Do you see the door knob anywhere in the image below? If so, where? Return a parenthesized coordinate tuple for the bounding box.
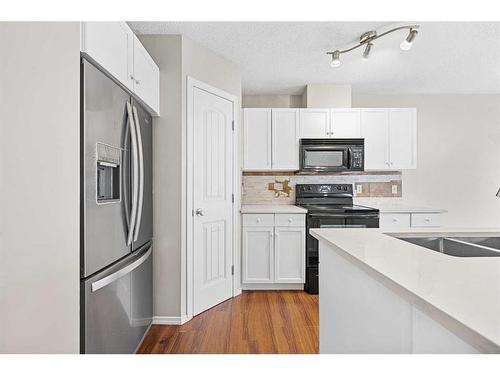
(195, 208, 204, 216)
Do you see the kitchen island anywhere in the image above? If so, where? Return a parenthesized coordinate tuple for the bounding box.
(310, 228, 500, 354)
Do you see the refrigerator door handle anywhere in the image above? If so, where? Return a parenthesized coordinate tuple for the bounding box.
(91, 247, 152, 292)
(132, 105, 144, 242)
(126, 101, 139, 246)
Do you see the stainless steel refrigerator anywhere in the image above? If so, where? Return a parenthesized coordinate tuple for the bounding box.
(80, 58, 153, 354)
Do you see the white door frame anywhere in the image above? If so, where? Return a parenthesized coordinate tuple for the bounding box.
(185, 77, 241, 322)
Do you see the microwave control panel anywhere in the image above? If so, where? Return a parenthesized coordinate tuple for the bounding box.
(350, 147, 364, 169)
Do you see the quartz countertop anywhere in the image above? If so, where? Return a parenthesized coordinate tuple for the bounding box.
(310, 227, 500, 352)
(241, 205, 307, 214)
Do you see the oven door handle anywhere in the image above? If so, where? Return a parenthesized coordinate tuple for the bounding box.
(308, 213, 379, 219)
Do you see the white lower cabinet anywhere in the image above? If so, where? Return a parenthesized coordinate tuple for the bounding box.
(242, 226, 274, 283)
(242, 213, 306, 288)
(275, 227, 305, 283)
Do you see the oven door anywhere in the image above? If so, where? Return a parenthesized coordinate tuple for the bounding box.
(306, 213, 379, 261)
(300, 145, 349, 172)
(306, 214, 345, 266)
(346, 214, 379, 228)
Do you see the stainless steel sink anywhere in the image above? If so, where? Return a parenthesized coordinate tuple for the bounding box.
(448, 236, 500, 251)
(395, 236, 500, 257)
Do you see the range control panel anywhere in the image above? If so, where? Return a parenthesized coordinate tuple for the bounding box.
(296, 184, 353, 196)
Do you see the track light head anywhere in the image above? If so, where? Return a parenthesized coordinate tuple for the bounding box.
(400, 29, 418, 51)
(362, 43, 373, 59)
(330, 50, 341, 67)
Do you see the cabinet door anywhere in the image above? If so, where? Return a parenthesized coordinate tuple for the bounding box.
(274, 227, 305, 283)
(81, 22, 134, 90)
(361, 108, 389, 170)
(243, 109, 272, 170)
(242, 226, 274, 283)
(299, 109, 330, 138)
(389, 108, 416, 169)
(132, 35, 160, 115)
(272, 109, 299, 170)
(331, 108, 361, 138)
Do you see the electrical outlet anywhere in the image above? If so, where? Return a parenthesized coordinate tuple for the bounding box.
(356, 184, 363, 194)
(392, 185, 398, 194)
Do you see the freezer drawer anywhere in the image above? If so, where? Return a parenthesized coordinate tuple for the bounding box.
(81, 243, 153, 354)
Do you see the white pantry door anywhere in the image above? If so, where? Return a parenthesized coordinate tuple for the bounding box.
(193, 87, 234, 315)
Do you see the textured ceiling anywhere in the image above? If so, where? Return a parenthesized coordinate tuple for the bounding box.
(129, 22, 500, 95)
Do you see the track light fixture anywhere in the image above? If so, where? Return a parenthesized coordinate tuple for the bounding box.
(327, 24, 420, 67)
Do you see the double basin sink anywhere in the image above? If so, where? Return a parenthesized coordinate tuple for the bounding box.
(394, 235, 500, 257)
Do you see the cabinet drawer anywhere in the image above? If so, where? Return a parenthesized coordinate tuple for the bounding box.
(411, 213, 441, 227)
(274, 214, 305, 227)
(242, 214, 274, 227)
(380, 213, 411, 228)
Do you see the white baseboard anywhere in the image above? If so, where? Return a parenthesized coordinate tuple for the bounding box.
(241, 283, 304, 290)
(152, 314, 189, 325)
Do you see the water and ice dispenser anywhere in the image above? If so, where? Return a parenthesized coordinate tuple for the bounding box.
(96, 143, 121, 203)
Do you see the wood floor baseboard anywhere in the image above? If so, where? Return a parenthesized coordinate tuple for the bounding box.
(152, 315, 189, 325)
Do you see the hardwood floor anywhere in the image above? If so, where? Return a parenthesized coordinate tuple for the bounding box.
(138, 291, 319, 354)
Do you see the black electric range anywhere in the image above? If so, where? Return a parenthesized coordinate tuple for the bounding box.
(295, 184, 380, 294)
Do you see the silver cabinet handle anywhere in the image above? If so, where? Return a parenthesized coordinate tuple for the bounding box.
(126, 102, 139, 246)
(91, 247, 151, 292)
(132, 105, 144, 242)
(195, 208, 204, 216)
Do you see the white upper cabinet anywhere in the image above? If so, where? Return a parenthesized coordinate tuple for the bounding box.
(299, 108, 361, 139)
(361, 108, 417, 170)
(243, 108, 272, 170)
(271, 109, 299, 170)
(299, 108, 330, 138)
(388, 108, 417, 169)
(81, 22, 134, 90)
(81, 22, 160, 115)
(132, 35, 160, 114)
(361, 108, 390, 170)
(331, 108, 361, 138)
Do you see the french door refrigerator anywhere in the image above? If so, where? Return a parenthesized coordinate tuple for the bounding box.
(80, 58, 153, 354)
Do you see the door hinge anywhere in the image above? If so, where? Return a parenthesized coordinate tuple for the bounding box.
(231, 193, 234, 203)
(191, 209, 194, 217)
(232, 120, 234, 131)
(231, 265, 235, 275)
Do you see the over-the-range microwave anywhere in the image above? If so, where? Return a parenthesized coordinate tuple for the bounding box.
(299, 138, 364, 173)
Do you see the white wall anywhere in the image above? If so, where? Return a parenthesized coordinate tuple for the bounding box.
(353, 94, 500, 227)
(0, 22, 80, 353)
(305, 84, 352, 108)
(140, 35, 241, 319)
(242, 94, 302, 108)
(138, 35, 184, 319)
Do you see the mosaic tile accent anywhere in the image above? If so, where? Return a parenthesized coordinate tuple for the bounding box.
(241, 172, 402, 205)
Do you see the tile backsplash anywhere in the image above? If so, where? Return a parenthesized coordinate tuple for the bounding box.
(242, 172, 402, 205)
